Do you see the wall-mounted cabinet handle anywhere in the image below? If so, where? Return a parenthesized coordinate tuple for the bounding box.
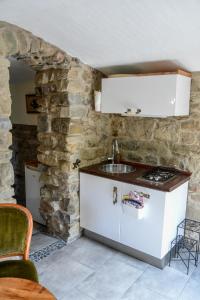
(124, 108, 141, 115)
(113, 186, 118, 205)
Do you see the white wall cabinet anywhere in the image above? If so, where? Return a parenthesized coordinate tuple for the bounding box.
(80, 172, 188, 260)
(101, 72, 191, 117)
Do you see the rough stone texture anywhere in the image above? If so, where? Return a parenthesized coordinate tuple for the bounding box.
(0, 21, 94, 240)
(11, 124, 39, 206)
(36, 63, 112, 241)
(0, 21, 72, 238)
(111, 72, 200, 222)
(4, 20, 200, 242)
(0, 21, 112, 240)
(0, 58, 14, 203)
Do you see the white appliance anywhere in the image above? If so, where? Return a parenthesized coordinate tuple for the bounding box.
(25, 163, 45, 225)
(101, 71, 191, 117)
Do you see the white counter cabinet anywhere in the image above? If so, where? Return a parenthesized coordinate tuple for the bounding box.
(80, 172, 189, 266)
(80, 174, 121, 242)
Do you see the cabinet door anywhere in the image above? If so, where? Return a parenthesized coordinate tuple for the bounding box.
(80, 173, 121, 242)
(120, 182, 165, 258)
(101, 75, 187, 117)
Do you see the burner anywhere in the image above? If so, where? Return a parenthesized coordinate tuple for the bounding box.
(140, 168, 177, 184)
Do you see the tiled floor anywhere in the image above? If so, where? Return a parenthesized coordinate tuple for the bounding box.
(31, 232, 59, 253)
(33, 237, 200, 300)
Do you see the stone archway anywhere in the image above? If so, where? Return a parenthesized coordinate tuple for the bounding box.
(0, 21, 111, 241)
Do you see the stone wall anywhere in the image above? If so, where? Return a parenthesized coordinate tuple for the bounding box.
(0, 21, 70, 209)
(0, 58, 14, 203)
(36, 64, 112, 241)
(11, 124, 38, 206)
(111, 72, 200, 221)
(0, 21, 113, 240)
(3, 20, 200, 241)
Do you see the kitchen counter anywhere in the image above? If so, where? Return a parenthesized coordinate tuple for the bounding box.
(80, 161, 191, 192)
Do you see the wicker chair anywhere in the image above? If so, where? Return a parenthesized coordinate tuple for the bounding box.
(0, 204, 38, 282)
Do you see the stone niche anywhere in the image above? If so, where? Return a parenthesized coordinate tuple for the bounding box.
(0, 21, 113, 241)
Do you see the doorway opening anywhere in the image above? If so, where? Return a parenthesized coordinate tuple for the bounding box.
(10, 58, 37, 204)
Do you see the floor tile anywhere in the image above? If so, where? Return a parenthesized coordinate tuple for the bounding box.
(190, 262, 200, 282)
(121, 281, 171, 300)
(114, 251, 148, 271)
(169, 258, 196, 276)
(31, 233, 59, 252)
(169, 247, 198, 276)
(69, 237, 115, 269)
(61, 288, 94, 300)
(136, 265, 189, 299)
(179, 278, 200, 300)
(30, 236, 200, 300)
(38, 255, 94, 299)
(77, 257, 143, 300)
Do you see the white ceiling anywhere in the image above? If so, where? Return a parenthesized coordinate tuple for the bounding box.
(1, 0, 200, 74)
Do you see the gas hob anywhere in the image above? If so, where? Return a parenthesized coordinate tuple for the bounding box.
(138, 167, 177, 184)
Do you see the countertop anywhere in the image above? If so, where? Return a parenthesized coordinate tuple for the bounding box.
(80, 161, 191, 192)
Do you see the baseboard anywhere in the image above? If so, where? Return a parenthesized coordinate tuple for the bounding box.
(84, 229, 170, 269)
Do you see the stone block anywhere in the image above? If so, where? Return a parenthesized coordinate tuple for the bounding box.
(53, 51, 67, 64)
(59, 161, 71, 172)
(82, 69, 93, 81)
(68, 222, 80, 242)
(59, 105, 88, 119)
(0, 69, 9, 85)
(37, 153, 58, 167)
(38, 114, 51, 132)
(180, 132, 195, 145)
(0, 45, 7, 57)
(0, 57, 10, 68)
(0, 162, 14, 188)
(181, 120, 195, 130)
(52, 118, 70, 133)
(0, 187, 14, 199)
(0, 117, 12, 130)
(0, 150, 12, 163)
(39, 171, 60, 186)
(80, 148, 99, 160)
(40, 198, 54, 214)
(119, 140, 139, 151)
(54, 69, 68, 81)
(2, 30, 18, 55)
(30, 36, 41, 54)
(67, 79, 85, 94)
(37, 132, 58, 148)
(68, 120, 82, 135)
(0, 131, 12, 149)
(68, 68, 79, 80)
(0, 101, 11, 116)
(59, 106, 70, 118)
(15, 30, 29, 54)
(191, 72, 200, 92)
(154, 122, 180, 143)
(67, 93, 89, 105)
(0, 197, 16, 204)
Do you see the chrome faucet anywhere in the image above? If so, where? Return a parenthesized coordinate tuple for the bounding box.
(108, 139, 120, 164)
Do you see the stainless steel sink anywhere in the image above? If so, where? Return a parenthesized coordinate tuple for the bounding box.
(100, 163, 135, 174)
